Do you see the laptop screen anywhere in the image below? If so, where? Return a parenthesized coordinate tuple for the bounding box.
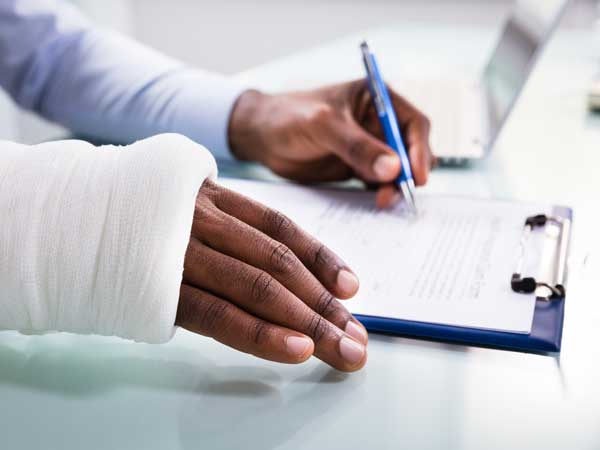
(483, 0, 569, 143)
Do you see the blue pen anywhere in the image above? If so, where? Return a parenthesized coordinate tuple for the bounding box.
(360, 41, 417, 212)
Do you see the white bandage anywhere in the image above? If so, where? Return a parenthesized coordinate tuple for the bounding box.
(0, 133, 216, 343)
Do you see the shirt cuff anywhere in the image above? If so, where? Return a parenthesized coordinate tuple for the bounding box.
(164, 68, 249, 161)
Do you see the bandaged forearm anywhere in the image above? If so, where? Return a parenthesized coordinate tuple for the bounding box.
(0, 134, 216, 343)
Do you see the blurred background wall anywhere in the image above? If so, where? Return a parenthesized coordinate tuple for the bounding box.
(1, 0, 597, 143)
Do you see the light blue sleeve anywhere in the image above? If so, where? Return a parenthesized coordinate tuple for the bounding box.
(0, 0, 247, 160)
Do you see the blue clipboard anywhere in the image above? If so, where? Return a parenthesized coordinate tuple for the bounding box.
(355, 206, 572, 354)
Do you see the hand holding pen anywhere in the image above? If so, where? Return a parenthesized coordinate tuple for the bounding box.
(229, 51, 433, 209)
(361, 41, 422, 212)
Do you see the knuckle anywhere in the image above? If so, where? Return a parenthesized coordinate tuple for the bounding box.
(200, 179, 234, 211)
(309, 103, 335, 124)
(306, 241, 335, 271)
(262, 208, 296, 241)
(184, 242, 207, 270)
(250, 271, 280, 305)
(268, 243, 296, 275)
(248, 320, 271, 346)
(347, 138, 367, 161)
(313, 290, 337, 318)
(194, 201, 222, 228)
(418, 113, 431, 131)
(199, 297, 234, 337)
(199, 178, 219, 201)
(306, 315, 328, 344)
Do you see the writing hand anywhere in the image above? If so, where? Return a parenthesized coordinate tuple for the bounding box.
(228, 80, 434, 208)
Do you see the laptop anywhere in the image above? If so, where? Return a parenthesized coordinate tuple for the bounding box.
(397, 0, 570, 165)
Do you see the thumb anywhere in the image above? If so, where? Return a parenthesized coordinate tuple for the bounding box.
(333, 122, 401, 183)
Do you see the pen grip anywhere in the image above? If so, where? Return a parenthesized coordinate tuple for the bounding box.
(378, 109, 413, 184)
(367, 53, 414, 184)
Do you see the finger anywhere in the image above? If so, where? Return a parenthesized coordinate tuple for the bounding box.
(183, 239, 367, 371)
(404, 115, 432, 186)
(177, 284, 314, 363)
(388, 91, 432, 186)
(192, 203, 368, 344)
(202, 180, 360, 299)
(332, 122, 401, 184)
(375, 184, 401, 209)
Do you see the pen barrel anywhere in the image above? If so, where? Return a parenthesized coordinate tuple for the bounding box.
(360, 42, 414, 187)
(365, 49, 415, 185)
(378, 109, 414, 183)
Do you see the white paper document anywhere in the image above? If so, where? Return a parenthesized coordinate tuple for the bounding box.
(220, 179, 550, 334)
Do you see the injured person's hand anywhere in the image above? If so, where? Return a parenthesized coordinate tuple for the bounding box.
(177, 179, 368, 372)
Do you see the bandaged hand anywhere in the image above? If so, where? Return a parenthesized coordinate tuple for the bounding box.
(177, 180, 368, 372)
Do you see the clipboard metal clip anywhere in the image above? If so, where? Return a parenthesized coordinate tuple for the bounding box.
(511, 214, 570, 301)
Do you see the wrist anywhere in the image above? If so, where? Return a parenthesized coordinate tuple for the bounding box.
(227, 89, 268, 162)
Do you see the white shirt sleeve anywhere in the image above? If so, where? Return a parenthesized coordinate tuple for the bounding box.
(0, 0, 247, 160)
(0, 133, 216, 343)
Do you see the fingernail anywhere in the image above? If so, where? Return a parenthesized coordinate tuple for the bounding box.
(339, 336, 365, 365)
(337, 269, 359, 296)
(373, 154, 399, 181)
(345, 321, 368, 344)
(286, 336, 313, 358)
